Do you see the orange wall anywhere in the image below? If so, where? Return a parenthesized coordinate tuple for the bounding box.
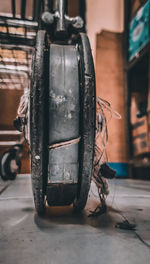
(96, 31, 127, 163)
(0, 0, 34, 17)
(86, 1, 127, 163)
(86, 0, 124, 59)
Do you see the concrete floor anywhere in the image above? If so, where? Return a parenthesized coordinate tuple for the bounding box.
(0, 175, 150, 264)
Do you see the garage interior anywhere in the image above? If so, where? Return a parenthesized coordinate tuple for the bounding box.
(0, 1, 150, 264)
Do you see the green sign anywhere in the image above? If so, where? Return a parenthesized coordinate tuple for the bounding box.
(129, 0, 150, 61)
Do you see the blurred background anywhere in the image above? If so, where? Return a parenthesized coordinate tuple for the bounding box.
(0, 2, 150, 263)
(0, 0, 150, 179)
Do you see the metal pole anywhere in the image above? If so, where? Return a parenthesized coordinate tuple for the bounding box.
(11, 0, 16, 18)
(44, 0, 50, 12)
(21, 0, 26, 19)
(55, 0, 66, 35)
(33, 0, 41, 21)
(79, 0, 86, 32)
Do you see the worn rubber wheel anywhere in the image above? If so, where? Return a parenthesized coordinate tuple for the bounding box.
(30, 30, 48, 216)
(0, 151, 17, 181)
(46, 44, 80, 206)
(74, 33, 96, 211)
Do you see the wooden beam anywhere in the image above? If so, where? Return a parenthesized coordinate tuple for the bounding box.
(0, 141, 18, 146)
(0, 84, 25, 90)
(0, 64, 29, 72)
(0, 78, 26, 84)
(0, 17, 38, 29)
(0, 57, 31, 64)
(0, 44, 33, 52)
(0, 32, 35, 47)
(0, 131, 21, 135)
(0, 68, 28, 76)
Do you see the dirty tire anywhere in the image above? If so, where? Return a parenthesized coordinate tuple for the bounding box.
(46, 44, 79, 206)
(30, 30, 48, 216)
(74, 33, 96, 211)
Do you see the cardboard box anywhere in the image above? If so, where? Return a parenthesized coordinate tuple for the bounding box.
(131, 116, 149, 156)
(131, 95, 150, 156)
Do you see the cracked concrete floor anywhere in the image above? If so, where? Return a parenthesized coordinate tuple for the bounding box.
(0, 175, 150, 264)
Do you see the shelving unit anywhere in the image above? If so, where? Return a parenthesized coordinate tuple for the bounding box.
(0, 0, 86, 174)
(124, 0, 150, 178)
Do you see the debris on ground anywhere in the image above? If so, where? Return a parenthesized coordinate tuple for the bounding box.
(115, 220, 136, 231)
(88, 202, 107, 217)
